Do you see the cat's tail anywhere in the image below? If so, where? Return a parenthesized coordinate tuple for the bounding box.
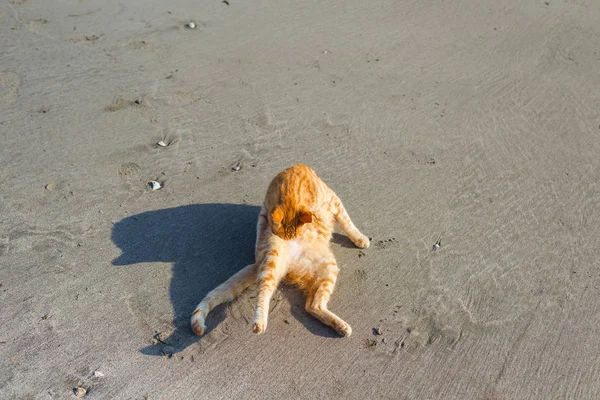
(191, 263, 257, 336)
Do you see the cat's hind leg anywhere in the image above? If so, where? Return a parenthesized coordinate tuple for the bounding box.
(305, 259, 352, 337)
(191, 263, 256, 336)
(329, 194, 369, 249)
(253, 245, 287, 334)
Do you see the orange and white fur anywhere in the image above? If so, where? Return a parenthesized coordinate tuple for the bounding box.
(191, 164, 369, 337)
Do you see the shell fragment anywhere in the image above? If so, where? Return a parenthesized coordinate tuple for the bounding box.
(73, 386, 87, 398)
(148, 181, 162, 190)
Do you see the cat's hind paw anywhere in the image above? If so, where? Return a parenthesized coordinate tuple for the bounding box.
(252, 320, 267, 334)
(335, 322, 352, 337)
(191, 318, 206, 336)
(191, 310, 206, 336)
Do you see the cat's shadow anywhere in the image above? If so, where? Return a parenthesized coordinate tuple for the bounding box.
(331, 232, 359, 249)
(111, 203, 342, 356)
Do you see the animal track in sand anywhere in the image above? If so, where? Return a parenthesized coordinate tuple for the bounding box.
(353, 269, 367, 284)
(118, 163, 142, 179)
(364, 288, 471, 355)
(29, 18, 48, 26)
(68, 34, 102, 43)
(6, 225, 84, 257)
(128, 40, 151, 50)
(242, 111, 287, 153)
(104, 97, 145, 112)
(312, 118, 353, 140)
(373, 237, 398, 249)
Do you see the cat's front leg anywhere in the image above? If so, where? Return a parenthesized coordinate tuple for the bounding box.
(253, 240, 287, 334)
(330, 194, 370, 249)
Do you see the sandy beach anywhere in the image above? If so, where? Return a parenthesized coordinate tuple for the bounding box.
(1, 0, 600, 398)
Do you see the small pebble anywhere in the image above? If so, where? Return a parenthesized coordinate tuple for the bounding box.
(157, 140, 167, 147)
(73, 386, 87, 398)
(93, 370, 105, 378)
(148, 181, 162, 190)
(373, 327, 383, 335)
(186, 22, 196, 29)
(151, 331, 165, 344)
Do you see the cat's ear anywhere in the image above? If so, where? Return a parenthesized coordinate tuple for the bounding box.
(298, 210, 312, 224)
(271, 207, 283, 224)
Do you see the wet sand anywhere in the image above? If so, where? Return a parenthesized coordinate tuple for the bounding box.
(1, 0, 600, 398)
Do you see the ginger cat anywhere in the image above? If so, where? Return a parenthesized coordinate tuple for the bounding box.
(191, 164, 369, 337)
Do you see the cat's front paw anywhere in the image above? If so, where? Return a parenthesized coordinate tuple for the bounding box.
(352, 233, 370, 249)
(253, 320, 267, 334)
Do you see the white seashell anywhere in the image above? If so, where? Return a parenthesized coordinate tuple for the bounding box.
(157, 140, 167, 147)
(231, 160, 242, 171)
(148, 181, 162, 190)
(186, 22, 196, 29)
(93, 370, 105, 378)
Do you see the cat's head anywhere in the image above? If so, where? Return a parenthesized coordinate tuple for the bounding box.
(269, 205, 312, 240)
